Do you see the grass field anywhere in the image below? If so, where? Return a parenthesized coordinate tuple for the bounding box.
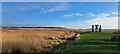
(60, 32, 120, 54)
(2, 28, 119, 54)
(2, 28, 81, 53)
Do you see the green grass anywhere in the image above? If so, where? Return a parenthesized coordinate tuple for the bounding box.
(59, 32, 120, 54)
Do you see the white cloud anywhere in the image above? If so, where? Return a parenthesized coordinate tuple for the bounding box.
(63, 12, 111, 18)
(97, 13, 110, 17)
(61, 16, 118, 29)
(44, 4, 69, 13)
(85, 17, 118, 29)
(63, 13, 83, 18)
(88, 13, 95, 16)
(3, 5, 44, 12)
(111, 11, 118, 14)
(61, 12, 118, 29)
(3, 3, 69, 13)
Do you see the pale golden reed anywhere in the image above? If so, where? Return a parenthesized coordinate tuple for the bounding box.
(2, 28, 77, 52)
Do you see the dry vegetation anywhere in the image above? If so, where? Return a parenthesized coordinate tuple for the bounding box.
(0, 28, 2, 53)
(2, 28, 84, 52)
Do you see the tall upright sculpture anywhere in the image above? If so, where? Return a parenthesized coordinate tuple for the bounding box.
(99, 25, 102, 32)
(92, 25, 102, 32)
(92, 25, 94, 32)
(95, 25, 99, 32)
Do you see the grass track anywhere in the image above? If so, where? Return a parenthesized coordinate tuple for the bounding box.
(59, 32, 120, 54)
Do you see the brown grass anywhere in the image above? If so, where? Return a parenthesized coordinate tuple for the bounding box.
(0, 28, 2, 53)
(2, 28, 79, 52)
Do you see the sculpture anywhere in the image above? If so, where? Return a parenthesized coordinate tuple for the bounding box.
(92, 25, 102, 32)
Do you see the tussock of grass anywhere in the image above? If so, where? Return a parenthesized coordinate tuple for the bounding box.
(48, 38, 67, 45)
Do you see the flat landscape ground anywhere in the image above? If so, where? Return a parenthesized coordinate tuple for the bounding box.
(60, 32, 120, 54)
(2, 28, 119, 54)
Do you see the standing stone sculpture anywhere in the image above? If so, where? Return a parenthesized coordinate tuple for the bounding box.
(92, 25, 102, 32)
(95, 25, 99, 32)
(99, 25, 102, 32)
(92, 25, 94, 32)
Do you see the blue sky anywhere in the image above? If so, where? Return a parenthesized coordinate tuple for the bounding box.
(2, 0, 119, 2)
(2, 2, 118, 29)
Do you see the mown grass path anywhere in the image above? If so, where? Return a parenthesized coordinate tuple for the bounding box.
(60, 32, 120, 54)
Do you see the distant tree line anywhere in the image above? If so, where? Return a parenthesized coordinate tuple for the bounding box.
(2, 26, 67, 29)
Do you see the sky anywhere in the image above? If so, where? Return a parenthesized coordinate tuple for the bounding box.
(2, 0, 120, 2)
(2, 2, 118, 29)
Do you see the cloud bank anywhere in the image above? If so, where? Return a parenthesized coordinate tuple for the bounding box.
(61, 16, 118, 29)
(63, 13, 83, 18)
